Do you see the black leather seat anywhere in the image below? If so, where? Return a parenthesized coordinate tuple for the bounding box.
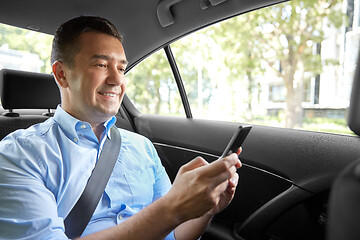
(327, 52, 360, 240)
(0, 69, 60, 116)
(0, 69, 60, 139)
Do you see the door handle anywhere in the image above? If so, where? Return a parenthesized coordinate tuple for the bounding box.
(209, 0, 226, 5)
(157, 0, 182, 27)
(200, 0, 227, 9)
(157, 0, 228, 27)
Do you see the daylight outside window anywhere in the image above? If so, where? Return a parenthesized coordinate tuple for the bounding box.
(169, 0, 358, 135)
(1, 1, 358, 136)
(0, 23, 53, 110)
(127, 0, 356, 135)
(126, 50, 185, 116)
(0, 23, 53, 73)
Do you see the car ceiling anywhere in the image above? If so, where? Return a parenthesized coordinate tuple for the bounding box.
(0, 0, 285, 67)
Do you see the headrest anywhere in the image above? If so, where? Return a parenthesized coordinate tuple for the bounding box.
(348, 52, 360, 136)
(0, 69, 61, 111)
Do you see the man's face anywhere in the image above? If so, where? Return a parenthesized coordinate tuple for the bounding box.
(61, 32, 128, 124)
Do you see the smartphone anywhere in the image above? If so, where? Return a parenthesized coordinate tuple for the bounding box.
(220, 125, 252, 158)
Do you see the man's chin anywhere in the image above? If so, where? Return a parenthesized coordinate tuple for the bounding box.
(100, 109, 118, 117)
(92, 103, 122, 120)
(104, 106, 120, 116)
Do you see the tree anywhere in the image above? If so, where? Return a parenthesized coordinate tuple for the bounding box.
(123, 0, 346, 125)
(172, 32, 218, 117)
(259, 0, 344, 128)
(210, 11, 266, 121)
(210, 0, 344, 127)
(126, 50, 183, 115)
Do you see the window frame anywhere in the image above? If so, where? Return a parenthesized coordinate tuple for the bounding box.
(163, 45, 192, 118)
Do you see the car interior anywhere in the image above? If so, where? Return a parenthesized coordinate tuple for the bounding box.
(326, 50, 360, 239)
(1, 0, 360, 239)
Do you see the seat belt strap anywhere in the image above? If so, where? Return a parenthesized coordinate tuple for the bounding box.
(64, 126, 121, 239)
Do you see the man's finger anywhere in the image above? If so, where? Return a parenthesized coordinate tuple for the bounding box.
(210, 165, 238, 188)
(195, 154, 240, 189)
(228, 172, 239, 189)
(179, 157, 209, 174)
(200, 153, 240, 178)
(237, 147, 242, 155)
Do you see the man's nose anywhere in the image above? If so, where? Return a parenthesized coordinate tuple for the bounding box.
(107, 67, 124, 85)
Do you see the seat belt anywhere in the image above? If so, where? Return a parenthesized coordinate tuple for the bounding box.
(64, 126, 121, 239)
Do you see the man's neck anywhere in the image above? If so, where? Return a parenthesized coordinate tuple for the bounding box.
(92, 124, 106, 142)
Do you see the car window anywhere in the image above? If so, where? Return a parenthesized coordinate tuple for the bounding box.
(168, 0, 356, 135)
(126, 50, 185, 116)
(0, 23, 53, 73)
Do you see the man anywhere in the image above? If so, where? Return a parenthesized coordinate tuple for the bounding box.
(0, 16, 241, 240)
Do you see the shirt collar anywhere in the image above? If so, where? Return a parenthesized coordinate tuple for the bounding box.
(53, 105, 117, 144)
(103, 116, 117, 140)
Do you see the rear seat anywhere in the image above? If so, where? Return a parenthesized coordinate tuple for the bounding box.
(0, 69, 60, 139)
(0, 68, 135, 140)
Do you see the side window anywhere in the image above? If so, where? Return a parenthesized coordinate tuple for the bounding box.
(126, 50, 184, 116)
(170, 0, 357, 135)
(0, 23, 53, 73)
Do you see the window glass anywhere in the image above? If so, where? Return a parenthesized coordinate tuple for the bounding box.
(171, 0, 357, 135)
(126, 50, 184, 116)
(0, 23, 53, 73)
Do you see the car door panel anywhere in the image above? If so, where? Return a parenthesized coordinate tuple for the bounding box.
(123, 110, 360, 239)
(133, 114, 360, 190)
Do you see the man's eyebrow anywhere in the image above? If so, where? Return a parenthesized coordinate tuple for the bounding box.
(91, 54, 128, 65)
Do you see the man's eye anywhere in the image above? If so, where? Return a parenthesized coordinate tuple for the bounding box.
(96, 64, 107, 68)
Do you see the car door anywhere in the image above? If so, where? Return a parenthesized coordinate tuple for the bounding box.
(118, 98, 360, 240)
(117, 1, 360, 240)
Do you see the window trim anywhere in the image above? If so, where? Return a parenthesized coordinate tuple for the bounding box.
(163, 45, 193, 118)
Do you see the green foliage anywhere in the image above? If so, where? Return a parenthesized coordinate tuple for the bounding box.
(0, 23, 53, 73)
(252, 114, 354, 135)
(126, 50, 184, 115)
(126, 0, 348, 133)
(302, 117, 355, 135)
(0, 2, 351, 135)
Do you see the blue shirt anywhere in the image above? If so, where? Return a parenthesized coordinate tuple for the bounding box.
(0, 106, 174, 240)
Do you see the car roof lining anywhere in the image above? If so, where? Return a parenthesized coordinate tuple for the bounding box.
(0, 0, 286, 68)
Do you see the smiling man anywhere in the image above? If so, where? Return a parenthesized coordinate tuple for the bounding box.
(0, 16, 241, 240)
(52, 30, 128, 140)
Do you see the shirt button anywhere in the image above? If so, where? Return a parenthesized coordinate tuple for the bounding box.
(81, 124, 86, 129)
(74, 137, 78, 143)
(118, 214, 123, 221)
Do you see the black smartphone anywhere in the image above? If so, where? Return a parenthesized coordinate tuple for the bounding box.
(220, 125, 252, 158)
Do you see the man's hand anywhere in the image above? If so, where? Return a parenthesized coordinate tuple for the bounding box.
(165, 150, 242, 224)
(207, 147, 242, 216)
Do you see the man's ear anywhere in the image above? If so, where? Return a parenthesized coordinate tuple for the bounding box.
(52, 61, 69, 88)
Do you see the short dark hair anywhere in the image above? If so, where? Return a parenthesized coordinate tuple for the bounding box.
(51, 16, 123, 67)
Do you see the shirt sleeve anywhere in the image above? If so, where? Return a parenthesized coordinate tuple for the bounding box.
(144, 138, 172, 202)
(143, 138, 176, 240)
(0, 135, 69, 240)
